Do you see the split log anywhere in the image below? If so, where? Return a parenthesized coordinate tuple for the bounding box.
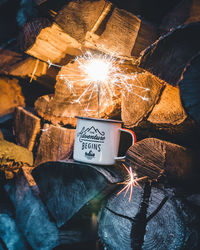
(35, 124, 75, 165)
(84, 5, 157, 58)
(160, 0, 200, 32)
(121, 70, 164, 127)
(25, 0, 157, 63)
(34, 59, 122, 126)
(3, 57, 58, 89)
(98, 184, 200, 250)
(55, 0, 109, 43)
(179, 53, 200, 124)
(147, 84, 187, 125)
(138, 22, 200, 85)
(14, 107, 41, 151)
(125, 138, 198, 183)
(25, 22, 81, 63)
(0, 77, 25, 117)
(32, 161, 120, 227)
(0, 46, 23, 72)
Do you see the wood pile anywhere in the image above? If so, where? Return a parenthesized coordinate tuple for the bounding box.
(0, 0, 200, 249)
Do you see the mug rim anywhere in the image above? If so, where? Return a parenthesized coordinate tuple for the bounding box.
(75, 116, 123, 124)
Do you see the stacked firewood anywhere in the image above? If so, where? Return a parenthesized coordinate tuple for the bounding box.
(0, 0, 200, 249)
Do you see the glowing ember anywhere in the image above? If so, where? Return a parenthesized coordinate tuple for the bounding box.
(48, 51, 150, 115)
(117, 164, 148, 202)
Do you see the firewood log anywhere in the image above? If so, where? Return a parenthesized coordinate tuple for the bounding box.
(3, 57, 57, 89)
(98, 184, 200, 250)
(160, 0, 200, 32)
(14, 107, 41, 151)
(125, 138, 198, 183)
(84, 5, 157, 58)
(0, 46, 23, 72)
(147, 84, 187, 125)
(25, 22, 81, 63)
(32, 161, 121, 227)
(35, 124, 75, 165)
(121, 70, 164, 127)
(0, 77, 25, 117)
(179, 53, 200, 124)
(34, 59, 122, 126)
(25, 0, 157, 63)
(138, 22, 200, 86)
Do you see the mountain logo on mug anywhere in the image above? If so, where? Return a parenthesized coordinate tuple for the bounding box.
(77, 126, 105, 143)
(85, 150, 95, 160)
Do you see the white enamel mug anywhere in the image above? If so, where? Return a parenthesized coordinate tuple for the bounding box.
(73, 116, 136, 165)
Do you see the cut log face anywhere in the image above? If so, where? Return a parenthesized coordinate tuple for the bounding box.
(160, 0, 200, 32)
(98, 185, 200, 250)
(35, 124, 75, 165)
(32, 161, 110, 227)
(148, 84, 187, 125)
(0, 77, 25, 117)
(14, 107, 41, 151)
(125, 138, 196, 182)
(139, 22, 200, 85)
(121, 71, 163, 127)
(179, 53, 200, 123)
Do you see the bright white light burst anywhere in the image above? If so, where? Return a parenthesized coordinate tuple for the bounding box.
(82, 58, 111, 82)
(48, 51, 150, 115)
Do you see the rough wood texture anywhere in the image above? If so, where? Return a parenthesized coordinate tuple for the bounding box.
(98, 184, 200, 249)
(121, 71, 163, 127)
(0, 77, 25, 117)
(160, 0, 200, 32)
(32, 161, 110, 227)
(179, 53, 200, 123)
(85, 7, 157, 58)
(4, 171, 59, 249)
(26, 22, 81, 63)
(35, 59, 121, 126)
(139, 22, 200, 85)
(19, 17, 51, 52)
(0, 139, 33, 165)
(55, 0, 108, 43)
(14, 107, 41, 151)
(148, 84, 187, 125)
(125, 138, 197, 182)
(0, 47, 23, 72)
(35, 124, 75, 165)
(0, 139, 33, 179)
(2, 57, 58, 89)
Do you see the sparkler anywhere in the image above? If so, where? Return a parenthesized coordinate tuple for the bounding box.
(117, 163, 148, 202)
(48, 51, 150, 116)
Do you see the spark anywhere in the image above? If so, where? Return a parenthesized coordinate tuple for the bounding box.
(117, 164, 148, 202)
(47, 51, 150, 115)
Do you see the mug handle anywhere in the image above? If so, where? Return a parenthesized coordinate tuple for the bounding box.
(115, 128, 136, 160)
